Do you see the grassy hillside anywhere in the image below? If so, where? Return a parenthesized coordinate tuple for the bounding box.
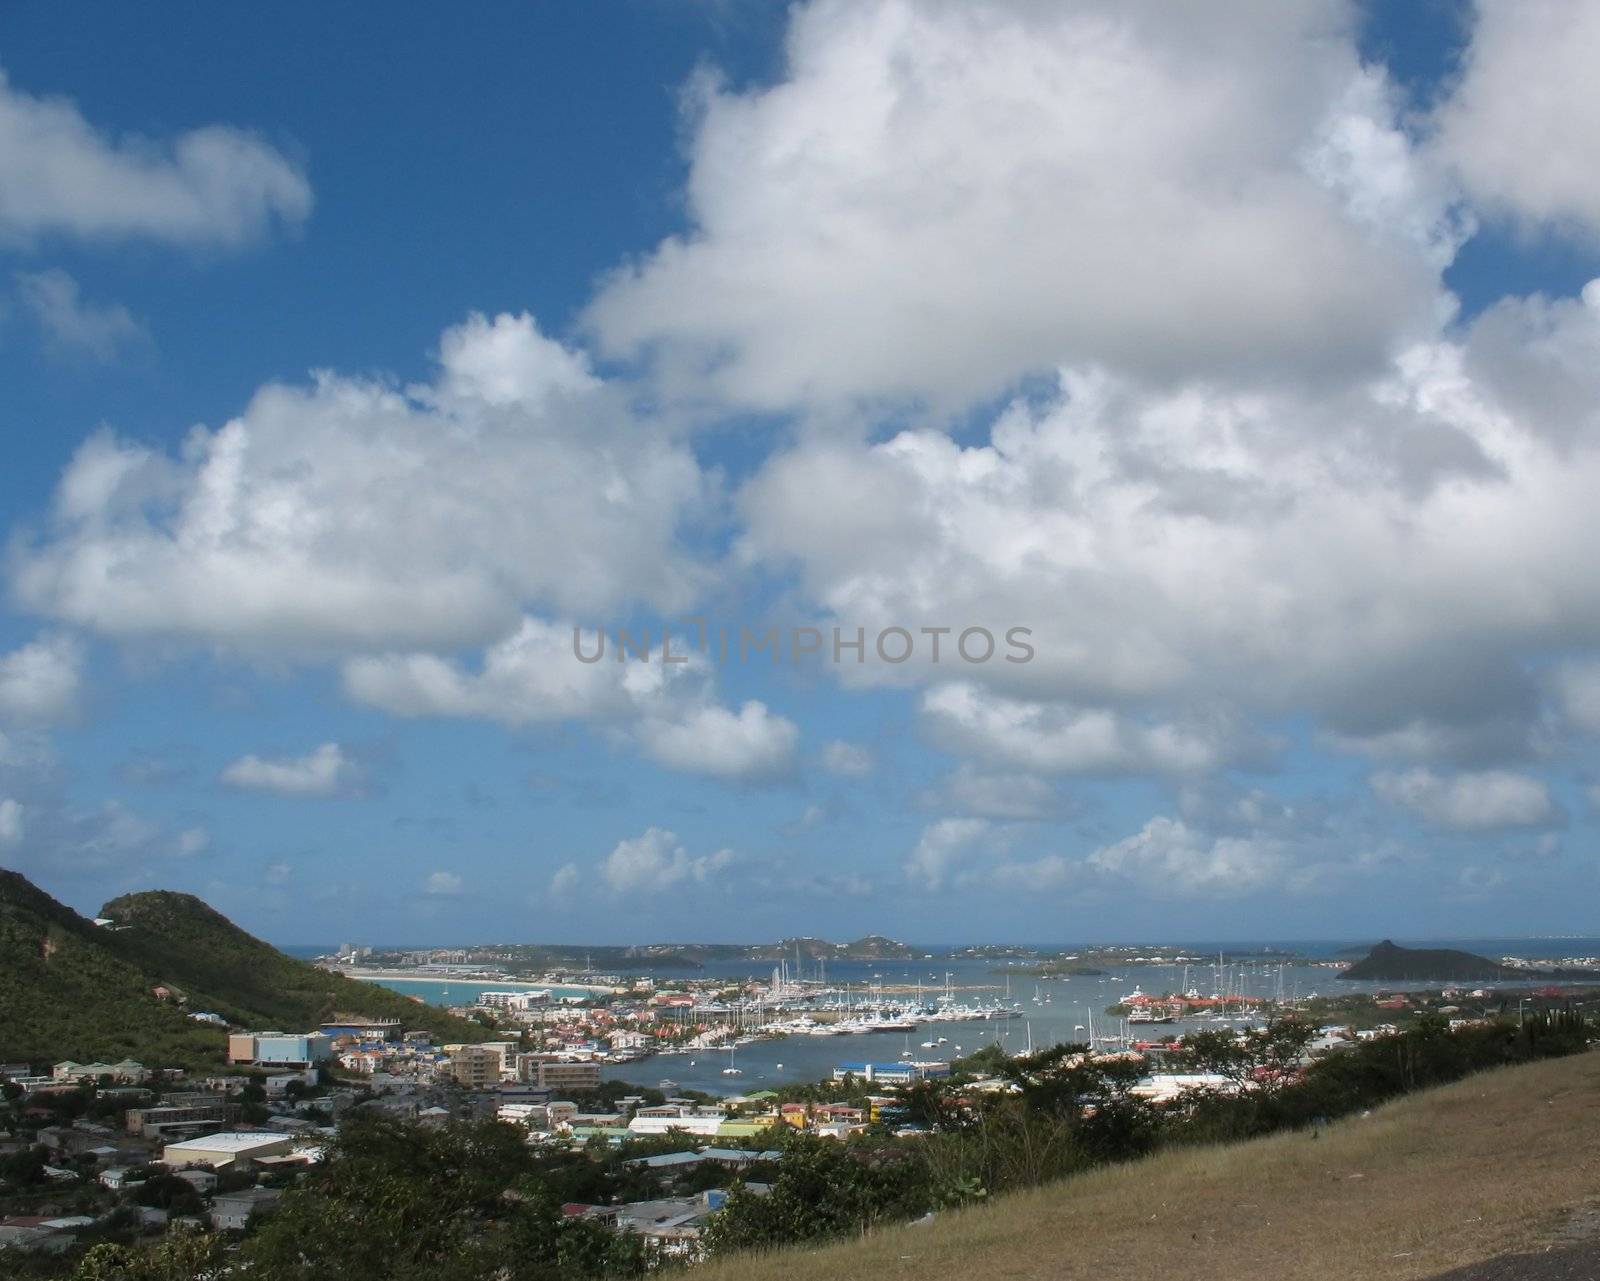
(699, 1050, 1600, 1281)
(0, 869, 489, 1068)
(99, 889, 491, 1046)
(0, 869, 226, 1066)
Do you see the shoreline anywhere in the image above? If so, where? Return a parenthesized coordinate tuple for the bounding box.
(334, 968, 622, 995)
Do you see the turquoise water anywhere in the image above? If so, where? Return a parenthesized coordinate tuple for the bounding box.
(353, 976, 599, 1003)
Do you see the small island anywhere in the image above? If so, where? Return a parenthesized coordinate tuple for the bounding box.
(1339, 940, 1517, 983)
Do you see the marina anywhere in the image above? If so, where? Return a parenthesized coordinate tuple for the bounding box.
(355, 945, 1598, 1096)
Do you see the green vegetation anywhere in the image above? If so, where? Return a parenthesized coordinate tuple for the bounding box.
(0, 868, 489, 1068)
(702, 1012, 1593, 1262)
(0, 869, 226, 1067)
(695, 1046, 1600, 1281)
(97, 889, 490, 1045)
(68, 1115, 658, 1281)
(14, 1011, 1593, 1280)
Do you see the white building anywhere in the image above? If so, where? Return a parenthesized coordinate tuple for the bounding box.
(210, 1187, 281, 1231)
(627, 1105, 728, 1138)
(161, 1132, 294, 1169)
(476, 990, 550, 1011)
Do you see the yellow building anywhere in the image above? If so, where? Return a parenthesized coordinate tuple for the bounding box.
(162, 1132, 293, 1169)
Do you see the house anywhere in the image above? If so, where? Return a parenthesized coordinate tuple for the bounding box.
(627, 1105, 728, 1137)
(51, 1060, 148, 1085)
(699, 1148, 783, 1169)
(0, 1216, 95, 1256)
(210, 1187, 282, 1231)
(622, 1150, 707, 1172)
(613, 1191, 729, 1254)
(176, 1169, 218, 1193)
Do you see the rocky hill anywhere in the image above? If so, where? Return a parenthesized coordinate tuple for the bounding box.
(1339, 939, 1517, 982)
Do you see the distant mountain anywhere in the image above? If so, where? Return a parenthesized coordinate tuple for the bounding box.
(750, 935, 917, 962)
(0, 868, 489, 1068)
(842, 935, 918, 960)
(463, 936, 922, 970)
(1339, 940, 1517, 982)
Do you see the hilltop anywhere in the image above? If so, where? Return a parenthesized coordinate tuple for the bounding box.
(696, 1050, 1600, 1281)
(1340, 939, 1519, 982)
(0, 868, 490, 1067)
(0, 869, 223, 1067)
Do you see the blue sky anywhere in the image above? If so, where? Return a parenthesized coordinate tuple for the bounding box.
(3, 1, 1600, 945)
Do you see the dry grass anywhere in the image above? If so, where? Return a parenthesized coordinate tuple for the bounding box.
(696, 1051, 1600, 1281)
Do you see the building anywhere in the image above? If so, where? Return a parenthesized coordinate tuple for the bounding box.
(498, 1102, 549, 1128)
(475, 990, 550, 1011)
(449, 1045, 502, 1089)
(161, 1132, 295, 1169)
(124, 1100, 237, 1140)
(319, 1019, 402, 1041)
(51, 1060, 148, 1085)
(614, 1191, 728, 1254)
(480, 1042, 519, 1076)
(210, 1187, 282, 1231)
(536, 1060, 602, 1094)
(627, 1105, 728, 1138)
(227, 1033, 334, 1067)
(831, 1061, 951, 1085)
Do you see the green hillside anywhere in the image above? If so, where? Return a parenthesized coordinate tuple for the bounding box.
(98, 889, 492, 1046)
(0, 869, 226, 1067)
(0, 869, 490, 1069)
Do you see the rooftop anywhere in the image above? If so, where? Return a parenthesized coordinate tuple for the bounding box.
(164, 1132, 291, 1153)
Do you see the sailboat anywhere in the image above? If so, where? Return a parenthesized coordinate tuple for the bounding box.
(721, 1044, 742, 1076)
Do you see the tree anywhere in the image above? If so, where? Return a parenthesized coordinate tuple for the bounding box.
(1179, 1018, 1316, 1090)
(235, 1112, 654, 1280)
(702, 1133, 931, 1255)
(73, 1227, 225, 1281)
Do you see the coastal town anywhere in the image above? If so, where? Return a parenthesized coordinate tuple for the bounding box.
(6, 924, 1597, 1266)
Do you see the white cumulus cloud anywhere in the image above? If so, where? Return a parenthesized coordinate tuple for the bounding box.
(634, 700, 798, 783)
(0, 798, 21, 846)
(904, 817, 991, 891)
(1088, 817, 1286, 895)
(344, 616, 799, 782)
(547, 862, 580, 898)
(15, 269, 147, 360)
(424, 870, 464, 897)
(600, 827, 735, 893)
(14, 311, 708, 652)
(590, 0, 1454, 409)
(0, 634, 81, 726)
(0, 65, 311, 247)
(220, 742, 360, 798)
(1372, 767, 1556, 832)
(1434, 0, 1600, 241)
(818, 740, 873, 778)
